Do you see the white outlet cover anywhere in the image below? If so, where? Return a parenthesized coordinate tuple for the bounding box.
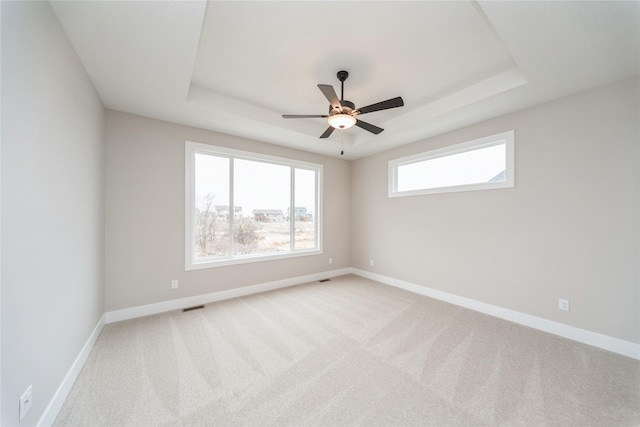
(559, 299, 570, 311)
(171, 280, 178, 289)
(19, 385, 32, 422)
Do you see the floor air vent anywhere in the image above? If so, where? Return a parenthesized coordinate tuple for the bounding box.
(318, 279, 331, 283)
(182, 305, 205, 312)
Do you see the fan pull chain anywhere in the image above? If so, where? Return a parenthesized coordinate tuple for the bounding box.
(340, 131, 344, 156)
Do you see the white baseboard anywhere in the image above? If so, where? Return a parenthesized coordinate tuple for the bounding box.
(37, 314, 106, 427)
(105, 268, 352, 324)
(351, 268, 640, 360)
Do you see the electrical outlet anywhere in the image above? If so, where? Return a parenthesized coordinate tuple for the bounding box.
(329, 258, 333, 264)
(559, 298, 570, 311)
(19, 385, 32, 422)
(171, 280, 178, 289)
(369, 259, 374, 266)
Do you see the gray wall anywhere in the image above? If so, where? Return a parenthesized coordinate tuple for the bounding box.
(351, 77, 639, 344)
(0, 3, 637, 423)
(1, 1, 105, 426)
(105, 111, 351, 311)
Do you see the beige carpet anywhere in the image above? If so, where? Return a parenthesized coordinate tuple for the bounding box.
(55, 274, 639, 426)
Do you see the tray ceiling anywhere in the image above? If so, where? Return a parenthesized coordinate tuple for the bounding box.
(50, 1, 639, 159)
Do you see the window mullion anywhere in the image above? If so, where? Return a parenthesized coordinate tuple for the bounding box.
(229, 157, 235, 256)
(290, 167, 295, 252)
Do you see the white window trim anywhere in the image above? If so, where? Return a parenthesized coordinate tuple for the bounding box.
(185, 141, 323, 270)
(388, 130, 515, 197)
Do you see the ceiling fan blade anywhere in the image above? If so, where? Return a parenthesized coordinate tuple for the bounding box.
(318, 84, 342, 112)
(319, 126, 335, 139)
(356, 96, 404, 115)
(355, 119, 384, 135)
(282, 115, 328, 118)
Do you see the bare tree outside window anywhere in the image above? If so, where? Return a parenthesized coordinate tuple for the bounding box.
(195, 192, 217, 257)
(234, 217, 259, 254)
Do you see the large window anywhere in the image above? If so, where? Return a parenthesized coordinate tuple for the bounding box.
(389, 130, 514, 197)
(185, 141, 322, 270)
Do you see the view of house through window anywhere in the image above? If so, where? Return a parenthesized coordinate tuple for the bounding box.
(186, 142, 321, 269)
(397, 144, 506, 192)
(389, 130, 514, 197)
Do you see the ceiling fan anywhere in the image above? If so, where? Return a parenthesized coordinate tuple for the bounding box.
(282, 70, 404, 139)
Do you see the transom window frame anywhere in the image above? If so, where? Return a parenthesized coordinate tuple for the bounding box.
(388, 130, 515, 197)
(185, 141, 323, 271)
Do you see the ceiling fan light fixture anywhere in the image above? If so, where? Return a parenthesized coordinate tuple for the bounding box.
(281, 70, 403, 138)
(328, 114, 356, 129)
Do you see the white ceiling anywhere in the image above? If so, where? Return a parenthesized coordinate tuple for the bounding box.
(50, 1, 639, 160)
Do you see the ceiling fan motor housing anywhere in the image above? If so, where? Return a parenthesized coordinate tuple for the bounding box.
(328, 100, 357, 129)
(329, 100, 355, 114)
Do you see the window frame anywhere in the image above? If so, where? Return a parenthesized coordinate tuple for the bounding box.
(185, 141, 322, 270)
(388, 130, 515, 197)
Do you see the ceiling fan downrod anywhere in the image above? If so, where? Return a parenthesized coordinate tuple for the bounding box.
(337, 70, 349, 101)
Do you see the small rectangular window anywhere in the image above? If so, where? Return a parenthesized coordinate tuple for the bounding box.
(389, 130, 514, 197)
(186, 141, 322, 270)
